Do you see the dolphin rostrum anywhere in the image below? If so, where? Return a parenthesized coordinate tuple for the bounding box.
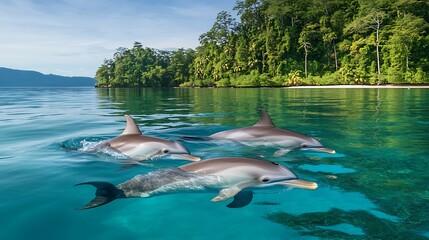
(94, 115, 200, 164)
(183, 109, 335, 157)
(75, 157, 318, 209)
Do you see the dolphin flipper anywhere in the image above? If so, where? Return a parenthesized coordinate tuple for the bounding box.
(119, 164, 135, 171)
(118, 150, 162, 170)
(211, 181, 257, 202)
(227, 190, 253, 208)
(119, 160, 154, 171)
(211, 186, 242, 202)
(273, 149, 292, 157)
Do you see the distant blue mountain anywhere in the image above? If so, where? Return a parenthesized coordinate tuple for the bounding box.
(0, 67, 96, 87)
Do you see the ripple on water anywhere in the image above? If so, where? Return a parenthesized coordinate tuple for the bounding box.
(318, 223, 365, 236)
(60, 137, 128, 161)
(298, 164, 356, 174)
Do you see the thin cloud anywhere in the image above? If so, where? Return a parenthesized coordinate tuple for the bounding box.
(0, 0, 235, 77)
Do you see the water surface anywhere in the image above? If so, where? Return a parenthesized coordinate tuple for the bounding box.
(0, 87, 428, 239)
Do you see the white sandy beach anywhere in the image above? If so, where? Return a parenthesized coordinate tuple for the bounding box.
(287, 85, 429, 88)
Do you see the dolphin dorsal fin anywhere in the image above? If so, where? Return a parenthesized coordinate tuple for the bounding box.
(254, 109, 275, 127)
(121, 115, 142, 135)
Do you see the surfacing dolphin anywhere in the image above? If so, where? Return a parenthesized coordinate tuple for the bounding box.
(75, 157, 317, 209)
(94, 115, 200, 165)
(183, 109, 335, 157)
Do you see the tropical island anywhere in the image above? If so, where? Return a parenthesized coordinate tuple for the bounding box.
(95, 0, 429, 88)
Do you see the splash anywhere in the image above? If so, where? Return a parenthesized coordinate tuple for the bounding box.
(61, 137, 128, 160)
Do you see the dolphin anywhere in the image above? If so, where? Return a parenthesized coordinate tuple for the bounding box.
(94, 115, 200, 164)
(75, 157, 318, 209)
(183, 109, 335, 157)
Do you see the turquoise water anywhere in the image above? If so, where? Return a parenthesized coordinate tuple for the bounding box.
(0, 87, 428, 239)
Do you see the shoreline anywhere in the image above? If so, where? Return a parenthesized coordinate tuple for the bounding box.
(95, 84, 429, 89)
(286, 84, 429, 89)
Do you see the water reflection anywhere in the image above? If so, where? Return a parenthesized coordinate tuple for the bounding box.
(267, 208, 426, 239)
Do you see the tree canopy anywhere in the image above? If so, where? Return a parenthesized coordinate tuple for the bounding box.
(96, 0, 429, 87)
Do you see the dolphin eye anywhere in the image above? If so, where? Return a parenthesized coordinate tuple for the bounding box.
(262, 178, 270, 183)
(302, 144, 308, 148)
(162, 149, 169, 154)
(271, 161, 279, 165)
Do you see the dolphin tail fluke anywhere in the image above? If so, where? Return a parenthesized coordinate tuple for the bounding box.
(75, 181, 125, 210)
(180, 136, 213, 141)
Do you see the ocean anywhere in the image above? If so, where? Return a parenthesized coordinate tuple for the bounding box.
(0, 87, 428, 239)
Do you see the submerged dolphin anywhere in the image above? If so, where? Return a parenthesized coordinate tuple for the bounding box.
(75, 157, 317, 209)
(94, 115, 200, 164)
(183, 109, 335, 157)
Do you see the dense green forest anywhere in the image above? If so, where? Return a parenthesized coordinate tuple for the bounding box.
(95, 0, 429, 87)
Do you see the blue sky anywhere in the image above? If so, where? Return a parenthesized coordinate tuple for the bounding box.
(0, 0, 236, 77)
